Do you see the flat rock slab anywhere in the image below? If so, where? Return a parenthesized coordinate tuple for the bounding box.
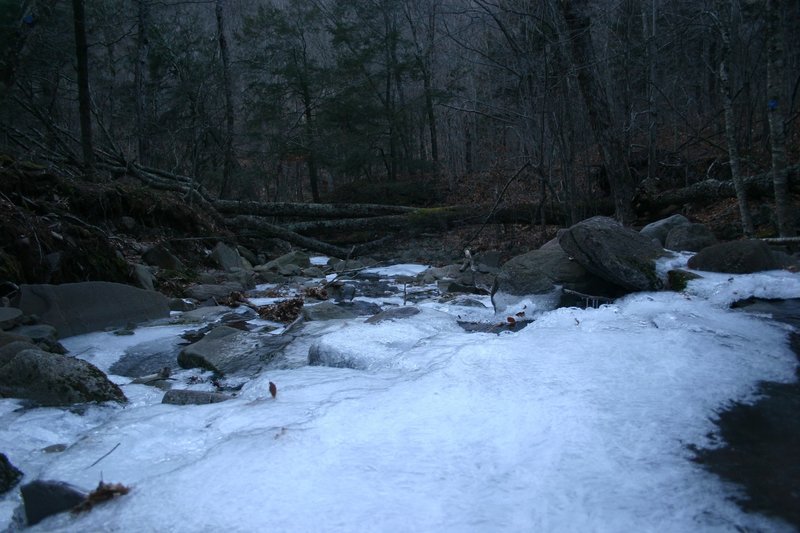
(559, 216, 665, 292)
(15, 282, 170, 338)
(365, 306, 421, 323)
(185, 282, 244, 302)
(162, 389, 232, 405)
(302, 301, 381, 321)
(178, 326, 293, 375)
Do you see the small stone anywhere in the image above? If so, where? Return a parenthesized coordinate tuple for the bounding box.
(0, 307, 22, 330)
(365, 306, 421, 323)
(162, 389, 232, 405)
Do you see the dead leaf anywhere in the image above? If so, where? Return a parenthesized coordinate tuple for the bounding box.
(269, 381, 277, 399)
(72, 482, 131, 514)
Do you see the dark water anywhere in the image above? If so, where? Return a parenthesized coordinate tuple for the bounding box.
(692, 298, 800, 530)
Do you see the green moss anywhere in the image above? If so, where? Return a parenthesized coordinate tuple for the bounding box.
(667, 269, 702, 291)
(407, 206, 461, 232)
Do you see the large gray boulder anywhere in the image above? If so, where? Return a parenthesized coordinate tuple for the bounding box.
(210, 242, 247, 272)
(492, 245, 619, 297)
(15, 282, 170, 338)
(664, 223, 718, 252)
(688, 239, 784, 274)
(490, 244, 623, 312)
(142, 244, 184, 271)
(178, 326, 293, 375)
(639, 214, 690, 246)
(0, 348, 126, 406)
(559, 216, 666, 291)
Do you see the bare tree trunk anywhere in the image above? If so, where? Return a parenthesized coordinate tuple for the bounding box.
(643, 1, 657, 181)
(216, 0, 235, 198)
(72, 0, 95, 176)
(766, 0, 795, 236)
(135, 0, 150, 166)
(559, 0, 637, 225)
(302, 85, 320, 203)
(404, 1, 439, 174)
(715, 0, 754, 236)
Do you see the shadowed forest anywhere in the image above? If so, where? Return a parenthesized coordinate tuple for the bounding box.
(1, 0, 797, 234)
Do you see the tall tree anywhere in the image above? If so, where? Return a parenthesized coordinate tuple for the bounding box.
(240, 3, 328, 201)
(403, 0, 440, 174)
(216, 0, 235, 198)
(714, 0, 754, 236)
(766, 0, 794, 236)
(71, 0, 95, 175)
(135, 0, 150, 165)
(559, 0, 637, 225)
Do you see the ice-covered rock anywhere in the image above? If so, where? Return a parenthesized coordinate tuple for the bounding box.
(309, 308, 460, 370)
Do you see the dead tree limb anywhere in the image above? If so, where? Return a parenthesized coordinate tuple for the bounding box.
(213, 200, 415, 218)
(637, 164, 800, 208)
(227, 215, 352, 257)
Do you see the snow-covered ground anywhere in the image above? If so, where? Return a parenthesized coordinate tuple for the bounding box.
(2, 257, 799, 532)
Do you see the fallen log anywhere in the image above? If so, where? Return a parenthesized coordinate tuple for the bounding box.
(226, 215, 352, 257)
(213, 200, 415, 218)
(280, 205, 545, 235)
(639, 163, 800, 208)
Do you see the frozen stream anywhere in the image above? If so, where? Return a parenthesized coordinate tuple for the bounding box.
(1, 259, 800, 532)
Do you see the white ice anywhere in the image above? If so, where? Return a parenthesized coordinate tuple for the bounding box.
(362, 263, 430, 277)
(1, 259, 799, 532)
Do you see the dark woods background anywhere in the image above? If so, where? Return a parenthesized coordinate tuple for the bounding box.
(0, 0, 798, 228)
